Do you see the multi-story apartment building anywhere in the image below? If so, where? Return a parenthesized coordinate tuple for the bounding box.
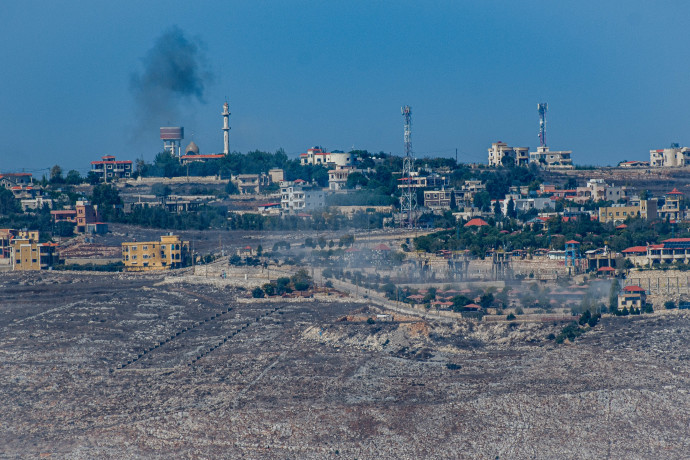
(280, 180, 325, 213)
(300, 147, 355, 167)
(232, 174, 271, 194)
(121, 234, 190, 271)
(529, 146, 573, 169)
(90, 155, 133, 181)
(0, 229, 39, 259)
(455, 180, 486, 207)
(658, 188, 684, 221)
(9, 232, 58, 271)
(328, 167, 362, 191)
(487, 142, 529, 167)
(500, 195, 554, 215)
(649, 147, 690, 167)
(423, 189, 453, 210)
(397, 172, 449, 190)
(598, 200, 657, 224)
(50, 201, 100, 233)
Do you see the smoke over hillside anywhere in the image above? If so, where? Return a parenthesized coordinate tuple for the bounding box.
(130, 26, 213, 142)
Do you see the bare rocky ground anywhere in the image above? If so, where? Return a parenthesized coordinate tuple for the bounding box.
(1, 272, 689, 459)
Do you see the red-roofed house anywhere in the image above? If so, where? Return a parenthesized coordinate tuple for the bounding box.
(464, 218, 489, 228)
(618, 285, 646, 311)
(91, 155, 132, 181)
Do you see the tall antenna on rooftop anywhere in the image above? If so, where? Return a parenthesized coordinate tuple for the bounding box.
(538, 102, 548, 147)
(400, 105, 416, 228)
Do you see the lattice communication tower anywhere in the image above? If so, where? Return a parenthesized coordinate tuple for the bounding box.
(400, 105, 416, 228)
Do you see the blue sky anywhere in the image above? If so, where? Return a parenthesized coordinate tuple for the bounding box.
(2, 1, 690, 174)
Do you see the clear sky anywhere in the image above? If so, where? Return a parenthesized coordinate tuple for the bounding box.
(2, 1, 690, 175)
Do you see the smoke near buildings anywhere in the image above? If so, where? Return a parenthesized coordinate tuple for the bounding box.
(130, 26, 213, 143)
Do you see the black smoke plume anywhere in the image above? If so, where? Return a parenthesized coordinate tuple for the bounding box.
(130, 26, 212, 140)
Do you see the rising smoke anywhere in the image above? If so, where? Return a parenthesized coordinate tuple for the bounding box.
(130, 26, 213, 141)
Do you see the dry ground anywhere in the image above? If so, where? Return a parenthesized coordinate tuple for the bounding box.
(1, 272, 689, 459)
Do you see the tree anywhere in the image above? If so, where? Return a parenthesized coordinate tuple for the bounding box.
(225, 180, 239, 195)
(86, 171, 101, 185)
(346, 172, 369, 189)
(91, 184, 122, 221)
(151, 184, 171, 203)
(0, 188, 20, 215)
(252, 287, 265, 298)
(609, 279, 621, 312)
(479, 292, 494, 309)
(49, 165, 63, 184)
(54, 221, 75, 237)
(65, 170, 82, 185)
(262, 283, 275, 296)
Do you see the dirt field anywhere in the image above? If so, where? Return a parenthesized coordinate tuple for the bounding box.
(1, 271, 689, 459)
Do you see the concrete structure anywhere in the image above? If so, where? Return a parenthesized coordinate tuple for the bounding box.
(90, 155, 133, 182)
(397, 172, 449, 190)
(598, 200, 657, 224)
(0, 173, 32, 190)
(268, 168, 284, 183)
(0, 229, 39, 259)
(618, 160, 650, 168)
(650, 147, 690, 167)
(658, 188, 684, 221)
(20, 196, 53, 211)
(222, 101, 230, 155)
(487, 142, 529, 167)
(300, 147, 355, 167)
(50, 201, 100, 233)
(328, 167, 360, 191)
(455, 180, 486, 208)
(233, 174, 271, 195)
(280, 180, 325, 213)
(122, 234, 190, 271)
(529, 146, 573, 169)
(500, 194, 553, 216)
(423, 189, 453, 210)
(10, 232, 58, 271)
(622, 238, 690, 267)
(180, 154, 225, 164)
(160, 127, 184, 157)
(618, 286, 646, 312)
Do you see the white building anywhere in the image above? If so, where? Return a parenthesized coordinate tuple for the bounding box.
(280, 180, 326, 213)
(500, 194, 554, 216)
(650, 147, 690, 167)
(300, 147, 355, 167)
(488, 142, 529, 167)
(529, 146, 573, 169)
(328, 167, 360, 191)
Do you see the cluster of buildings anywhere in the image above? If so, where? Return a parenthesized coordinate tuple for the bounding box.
(0, 230, 58, 271)
(487, 141, 573, 169)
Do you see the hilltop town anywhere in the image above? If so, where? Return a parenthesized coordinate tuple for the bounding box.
(3, 104, 690, 457)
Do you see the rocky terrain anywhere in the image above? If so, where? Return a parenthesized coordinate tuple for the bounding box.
(1, 271, 689, 459)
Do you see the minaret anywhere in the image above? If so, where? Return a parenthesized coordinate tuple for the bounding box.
(222, 101, 231, 155)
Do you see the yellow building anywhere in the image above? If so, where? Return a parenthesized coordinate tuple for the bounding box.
(122, 234, 190, 271)
(10, 234, 58, 271)
(598, 200, 657, 224)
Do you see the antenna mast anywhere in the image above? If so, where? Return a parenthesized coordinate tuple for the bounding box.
(538, 102, 548, 147)
(400, 105, 416, 228)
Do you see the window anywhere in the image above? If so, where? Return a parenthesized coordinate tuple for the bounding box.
(143, 245, 148, 250)
(132, 246, 137, 251)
